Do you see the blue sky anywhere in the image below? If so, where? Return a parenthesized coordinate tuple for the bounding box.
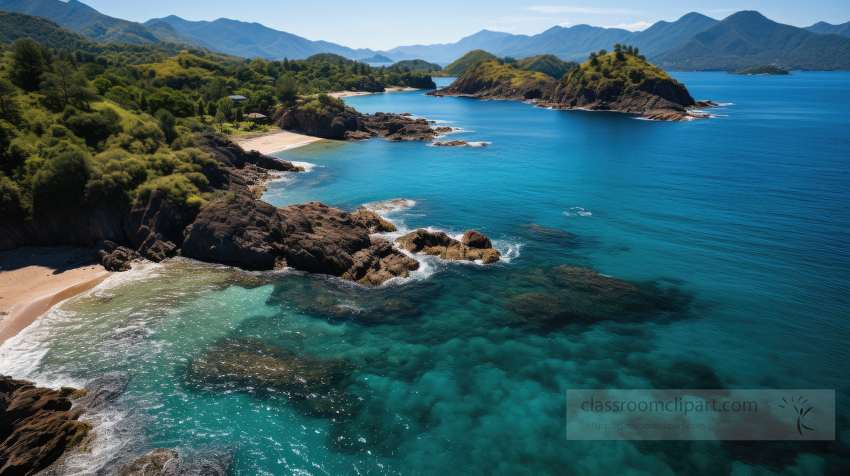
(74, 1, 850, 50)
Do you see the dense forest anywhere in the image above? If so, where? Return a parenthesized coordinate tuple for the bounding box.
(0, 11, 435, 222)
(559, 44, 679, 92)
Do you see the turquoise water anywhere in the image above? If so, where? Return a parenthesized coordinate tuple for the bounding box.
(1, 73, 848, 475)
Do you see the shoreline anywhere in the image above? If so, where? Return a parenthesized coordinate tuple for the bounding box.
(328, 86, 421, 98)
(231, 129, 325, 155)
(0, 247, 111, 347)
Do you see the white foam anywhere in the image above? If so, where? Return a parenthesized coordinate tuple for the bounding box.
(467, 142, 490, 147)
(362, 198, 417, 212)
(563, 207, 592, 217)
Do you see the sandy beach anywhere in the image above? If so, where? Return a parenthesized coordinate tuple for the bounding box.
(328, 86, 421, 98)
(232, 130, 325, 155)
(0, 247, 110, 346)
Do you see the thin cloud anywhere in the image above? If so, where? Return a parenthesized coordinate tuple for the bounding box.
(558, 22, 571, 27)
(528, 6, 641, 15)
(485, 26, 517, 32)
(604, 21, 652, 32)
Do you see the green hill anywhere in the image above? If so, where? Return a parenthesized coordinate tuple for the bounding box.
(436, 50, 498, 76)
(731, 65, 790, 75)
(515, 54, 578, 79)
(427, 58, 556, 101)
(656, 11, 850, 71)
(0, 11, 93, 50)
(392, 59, 442, 72)
(558, 50, 685, 96)
(0, 0, 205, 47)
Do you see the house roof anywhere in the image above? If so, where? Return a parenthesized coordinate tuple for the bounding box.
(228, 95, 248, 101)
(246, 113, 267, 119)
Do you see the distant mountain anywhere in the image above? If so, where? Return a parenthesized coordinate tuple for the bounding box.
(145, 15, 374, 60)
(0, 0, 202, 46)
(381, 13, 716, 63)
(656, 11, 850, 71)
(358, 54, 393, 63)
(0, 10, 92, 50)
(805, 21, 850, 37)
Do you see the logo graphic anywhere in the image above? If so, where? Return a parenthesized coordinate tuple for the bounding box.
(778, 395, 813, 435)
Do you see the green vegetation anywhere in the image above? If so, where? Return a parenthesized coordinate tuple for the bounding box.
(391, 59, 442, 73)
(436, 50, 499, 77)
(0, 15, 439, 223)
(731, 65, 790, 75)
(515, 54, 578, 80)
(459, 58, 554, 87)
(560, 48, 682, 93)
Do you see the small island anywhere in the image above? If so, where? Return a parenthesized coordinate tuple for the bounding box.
(430, 45, 714, 121)
(730, 65, 791, 75)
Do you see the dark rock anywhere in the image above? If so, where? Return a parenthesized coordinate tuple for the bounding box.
(395, 229, 500, 263)
(118, 448, 179, 476)
(276, 108, 437, 142)
(434, 140, 470, 147)
(182, 199, 418, 285)
(187, 339, 358, 418)
(434, 126, 453, 133)
(462, 230, 492, 249)
(351, 210, 397, 233)
(137, 234, 176, 263)
(0, 376, 91, 476)
(96, 240, 140, 272)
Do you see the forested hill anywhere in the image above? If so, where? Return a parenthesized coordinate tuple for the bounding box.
(0, 14, 435, 225)
(0, 0, 208, 48)
(656, 11, 850, 71)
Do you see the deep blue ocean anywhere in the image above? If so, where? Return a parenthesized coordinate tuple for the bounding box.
(1, 73, 848, 475)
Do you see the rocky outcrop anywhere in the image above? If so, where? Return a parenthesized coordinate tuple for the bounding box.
(351, 210, 397, 233)
(277, 108, 437, 141)
(542, 78, 699, 121)
(0, 376, 91, 476)
(117, 448, 179, 476)
(182, 198, 419, 285)
(395, 229, 501, 264)
(433, 140, 486, 147)
(96, 240, 140, 272)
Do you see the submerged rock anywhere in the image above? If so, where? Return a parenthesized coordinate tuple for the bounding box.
(395, 229, 500, 263)
(0, 376, 91, 476)
(187, 339, 358, 418)
(505, 265, 692, 325)
(361, 198, 415, 212)
(118, 448, 179, 476)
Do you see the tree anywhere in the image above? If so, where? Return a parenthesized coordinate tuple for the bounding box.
(0, 78, 22, 124)
(276, 76, 299, 107)
(207, 101, 217, 117)
(214, 110, 226, 133)
(10, 39, 46, 92)
(235, 107, 243, 123)
(197, 98, 206, 117)
(217, 97, 235, 121)
(155, 109, 177, 144)
(140, 93, 149, 111)
(598, 49, 607, 56)
(614, 44, 623, 52)
(40, 61, 96, 111)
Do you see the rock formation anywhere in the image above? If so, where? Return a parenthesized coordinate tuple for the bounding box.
(277, 108, 438, 141)
(0, 376, 91, 476)
(182, 199, 419, 285)
(395, 229, 500, 264)
(118, 448, 179, 476)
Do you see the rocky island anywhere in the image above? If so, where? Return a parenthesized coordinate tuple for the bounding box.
(430, 45, 716, 121)
(730, 65, 791, 75)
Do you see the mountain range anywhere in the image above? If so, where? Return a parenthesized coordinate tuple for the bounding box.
(1, 0, 849, 71)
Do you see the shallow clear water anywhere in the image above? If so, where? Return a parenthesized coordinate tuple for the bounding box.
(1, 73, 848, 475)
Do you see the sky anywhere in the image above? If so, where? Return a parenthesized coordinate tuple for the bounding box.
(73, 0, 850, 50)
